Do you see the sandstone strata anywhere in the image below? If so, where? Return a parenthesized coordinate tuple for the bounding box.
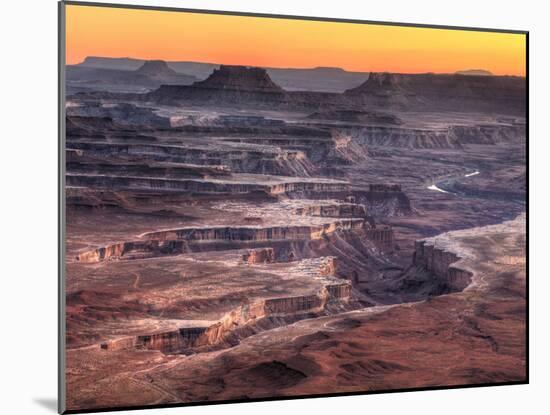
(99, 257, 353, 353)
(243, 248, 275, 264)
(413, 240, 473, 292)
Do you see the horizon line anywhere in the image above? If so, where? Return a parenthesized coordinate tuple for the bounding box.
(69, 55, 526, 78)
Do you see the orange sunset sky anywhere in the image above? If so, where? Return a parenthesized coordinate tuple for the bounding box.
(65, 4, 526, 76)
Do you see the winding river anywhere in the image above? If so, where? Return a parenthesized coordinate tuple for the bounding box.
(427, 170, 480, 194)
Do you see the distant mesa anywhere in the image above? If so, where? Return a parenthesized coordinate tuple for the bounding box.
(74, 57, 372, 92)
(344, 72, 412, 108)
(455, 69, 493, 76)
(353, 72, 406, 91)
(311, 66, 347, 73)
(344, 71, 525, 114)
(148, 65, 290, 106)
(135, 60, 178, 77)
(264, 66, 368, 93)
(67, 57, 198, 94)
(146, 66, 525, 115)
(74, 57, 525, 115)
(80, 56, 144, 71)
(192, 65, 285, 93)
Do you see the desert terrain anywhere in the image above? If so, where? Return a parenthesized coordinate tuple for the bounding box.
(64, 59, 526, 411)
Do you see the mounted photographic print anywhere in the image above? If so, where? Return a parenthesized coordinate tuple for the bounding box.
(59, 1, 528, 413)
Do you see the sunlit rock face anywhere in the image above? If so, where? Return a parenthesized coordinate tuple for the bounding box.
(243, 248, 275, 264)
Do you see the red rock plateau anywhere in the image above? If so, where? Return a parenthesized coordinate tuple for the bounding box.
(64, 61, 526, 411)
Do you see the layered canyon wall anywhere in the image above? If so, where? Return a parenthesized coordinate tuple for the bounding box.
(413, 240, 473, 292)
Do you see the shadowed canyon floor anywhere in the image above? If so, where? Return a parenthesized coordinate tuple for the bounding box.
(65, 62, 526, 411)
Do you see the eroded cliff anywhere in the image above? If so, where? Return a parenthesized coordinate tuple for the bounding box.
(99, 257, 354, 354)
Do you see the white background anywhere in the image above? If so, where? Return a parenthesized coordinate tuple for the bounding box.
(0, 0, 546, 413)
